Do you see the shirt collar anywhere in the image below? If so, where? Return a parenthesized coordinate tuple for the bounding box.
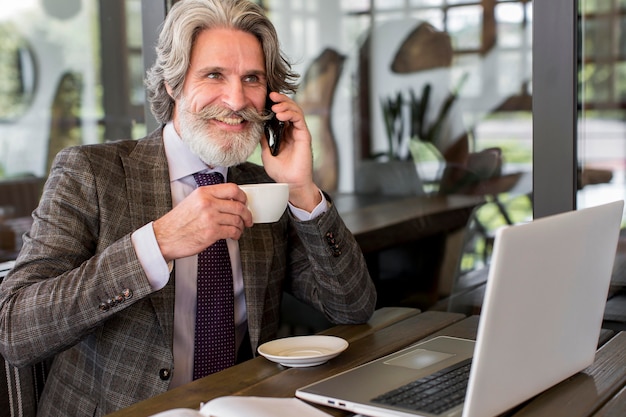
(163, 121, 228, 181)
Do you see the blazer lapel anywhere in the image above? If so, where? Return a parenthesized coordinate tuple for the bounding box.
(122, 130, 172, 228)
(121, 130, 176, 350)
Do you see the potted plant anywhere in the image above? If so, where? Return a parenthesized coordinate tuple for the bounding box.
(356, 73, 468, 195)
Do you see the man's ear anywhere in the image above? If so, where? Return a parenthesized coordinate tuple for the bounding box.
(165, 82, 175, 99)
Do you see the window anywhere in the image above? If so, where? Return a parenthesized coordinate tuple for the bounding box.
(578, 0, 626, 210)
(0, 0, 145, 260)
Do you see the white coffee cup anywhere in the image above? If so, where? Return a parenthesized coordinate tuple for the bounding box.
(239, 183, 289, 223)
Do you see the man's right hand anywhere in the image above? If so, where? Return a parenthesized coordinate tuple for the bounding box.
(152, 183, 253, 261)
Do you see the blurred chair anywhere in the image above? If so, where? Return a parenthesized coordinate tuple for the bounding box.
(436, 147, 526, 300)
(1, 267, 50, 417)
(439, 147, 504, 197)
(0, 358, 50, 417)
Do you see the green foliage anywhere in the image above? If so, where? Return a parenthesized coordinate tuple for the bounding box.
(0, 23, 32, 120)
(411, 73, 469, 147)
(460, 194, 533, 272)
(379, 91, 406, 160)
(378, 72, 469, 161)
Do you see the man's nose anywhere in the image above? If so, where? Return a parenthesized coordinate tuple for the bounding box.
(222, 81, 246, 111)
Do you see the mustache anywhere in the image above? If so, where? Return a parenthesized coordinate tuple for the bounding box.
(192, 105, 273, 124)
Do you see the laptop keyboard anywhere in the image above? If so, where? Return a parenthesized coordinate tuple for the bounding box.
(371, 358, 473, 415)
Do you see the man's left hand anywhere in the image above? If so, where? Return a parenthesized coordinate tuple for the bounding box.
(260, 91, 322, 212)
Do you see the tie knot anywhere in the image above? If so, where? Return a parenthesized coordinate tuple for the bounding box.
(193, 172, 225, 187)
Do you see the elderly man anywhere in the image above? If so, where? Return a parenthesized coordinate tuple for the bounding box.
(0, 0, 376, 415)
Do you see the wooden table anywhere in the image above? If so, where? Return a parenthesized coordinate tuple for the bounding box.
(104, 308, 464, 417)
(104, 309, 626, 417)
(332, 193, 484, 309)
(332, 193, 484, 254)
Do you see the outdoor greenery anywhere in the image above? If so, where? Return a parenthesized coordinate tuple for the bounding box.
(0, 23, 33, 121)
(378, 73, 469, 162)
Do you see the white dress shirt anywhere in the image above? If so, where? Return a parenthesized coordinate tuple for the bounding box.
(131, 122, 327, 388)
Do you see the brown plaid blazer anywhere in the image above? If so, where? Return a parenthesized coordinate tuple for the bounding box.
(0, 129, 376, 417)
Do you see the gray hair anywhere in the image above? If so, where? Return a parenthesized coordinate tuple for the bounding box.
(145, 0, 299, 124)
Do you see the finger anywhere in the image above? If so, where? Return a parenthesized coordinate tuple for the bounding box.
(207, 212, 253, 242)
(218, 200, 253, 228)
(196, 182, 247, 204)
(193, 192, 252, 230)
(214, 222, 245, 242)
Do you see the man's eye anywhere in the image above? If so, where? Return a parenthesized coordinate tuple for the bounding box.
(207, 73, 220, 79)
(244, 75, 259, 83)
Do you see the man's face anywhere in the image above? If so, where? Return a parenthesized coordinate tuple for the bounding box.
(172, 28, 269, 167)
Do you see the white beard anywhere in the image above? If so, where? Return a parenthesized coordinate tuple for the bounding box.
(177, 98, 265, 167)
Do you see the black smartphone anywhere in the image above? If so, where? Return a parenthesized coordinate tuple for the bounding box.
(264, 96, 285, 156)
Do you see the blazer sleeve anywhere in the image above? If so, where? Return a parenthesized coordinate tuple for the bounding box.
(0, 146, 156, 367)
(285, 194, 377, 325)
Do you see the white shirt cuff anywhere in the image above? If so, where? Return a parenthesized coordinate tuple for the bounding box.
(131, 222, 171, 291)
(288, 190, 329, 221)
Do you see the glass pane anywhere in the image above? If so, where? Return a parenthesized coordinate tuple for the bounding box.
(267, 0, 533, 276)
(126, 0, 143, 49)
(584, 16, 614, 59)
(496, 3, 526, 48)
(0, 0, 146, 259)
(447, 0, 477, 4)
(578, 1, 626, 216)
(583, 63, 613, 103)
(620, 15, 626, 57)
(409, 0, 444, 6)
(340, 0, 371, 13)
(408, 9, 445, 30)
(582, 0, 612, 14)
(0, 0, 96, 181)
(0, 23, 36, 121)
(129, 53, 146, 106)
(448, 5, 482, 50)
(374, 0, 405, 9)
(616, 61, 626, 99)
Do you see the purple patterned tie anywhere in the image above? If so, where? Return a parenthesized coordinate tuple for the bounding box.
(192, 172, 236, 379)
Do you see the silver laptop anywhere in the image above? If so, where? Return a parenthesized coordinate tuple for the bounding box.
(297, 200, 624, 417)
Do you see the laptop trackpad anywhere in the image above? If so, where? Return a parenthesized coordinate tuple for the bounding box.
(384, 349, 455, 370)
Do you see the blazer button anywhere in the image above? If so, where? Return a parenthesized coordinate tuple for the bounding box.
(122, 288, 133, 300)
(325, 231, 342, 257)
(159, 368, 171, 380)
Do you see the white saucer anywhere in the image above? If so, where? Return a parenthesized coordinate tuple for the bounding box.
(257, 335, 349, 367)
